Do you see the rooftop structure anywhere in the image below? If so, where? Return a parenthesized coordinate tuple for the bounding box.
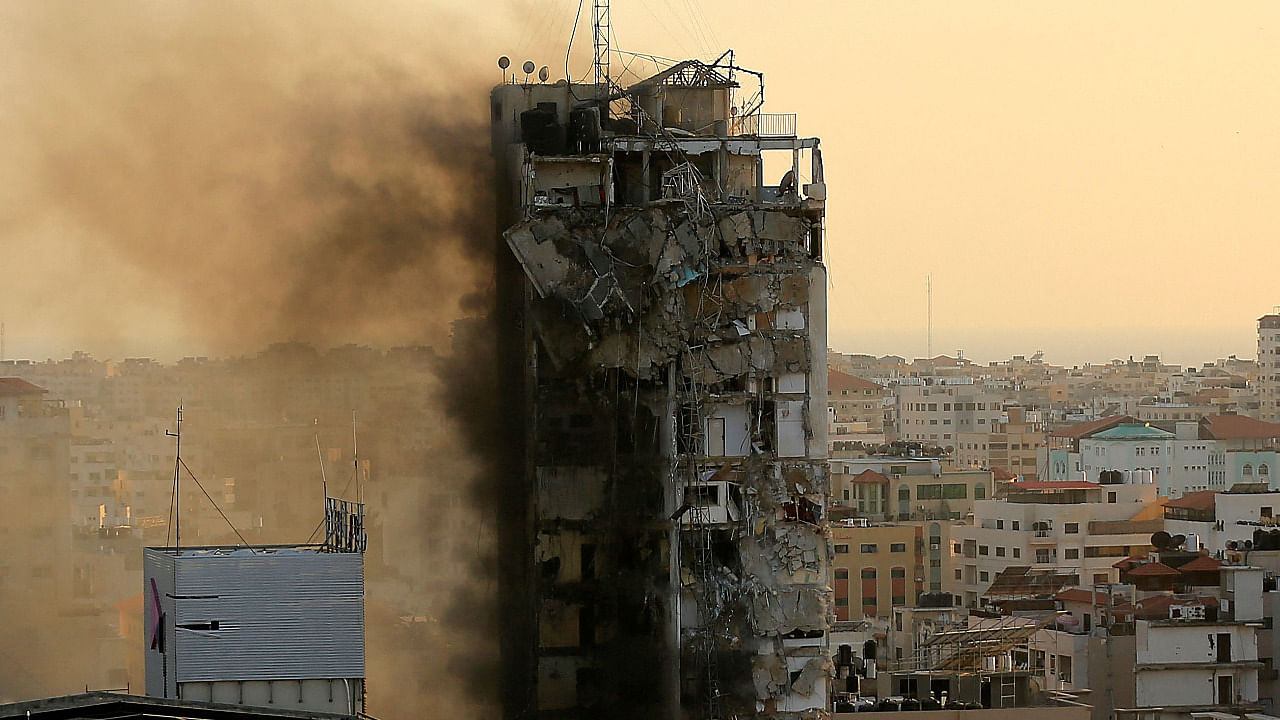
(143, 544, 364, 715)
(0, 692, 356, 720)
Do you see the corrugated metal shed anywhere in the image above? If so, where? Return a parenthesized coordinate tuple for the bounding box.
(144, 547, 364, 684)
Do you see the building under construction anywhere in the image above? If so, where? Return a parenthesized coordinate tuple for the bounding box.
(491, 29, 831, 720)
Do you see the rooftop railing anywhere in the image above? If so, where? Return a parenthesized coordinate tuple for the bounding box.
(729, 112, 797, 138)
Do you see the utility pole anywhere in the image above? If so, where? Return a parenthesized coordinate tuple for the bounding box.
(592, 0, 610, 87)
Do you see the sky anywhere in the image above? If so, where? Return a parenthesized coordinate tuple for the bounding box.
(3, 1, 1278, 367)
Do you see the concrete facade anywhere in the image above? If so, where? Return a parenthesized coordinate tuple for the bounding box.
(492, 57, 831, 720)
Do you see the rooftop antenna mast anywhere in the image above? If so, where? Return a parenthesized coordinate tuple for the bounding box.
(166, 406, 183, 551)
(927, 274, 933, 359)
(352, 410, 361, 505)
(592, 0, 610, 88)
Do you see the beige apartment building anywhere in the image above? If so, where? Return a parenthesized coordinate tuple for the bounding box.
(895, 381, 1007, 450)
(831, 522, 925, 621)
(830, 458, 994, 521)
(944, 478, 1163, 608)
(955, 406, 1046, 481)
(1260, 313, 1280, 422)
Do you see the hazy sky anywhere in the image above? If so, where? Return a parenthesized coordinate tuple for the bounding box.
(3, 2, 1278, 367)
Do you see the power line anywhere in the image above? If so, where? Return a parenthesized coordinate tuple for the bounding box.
(179, 457, 257, 552)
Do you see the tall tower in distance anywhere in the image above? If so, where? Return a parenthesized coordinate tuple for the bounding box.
(1259, 312, 1280, 422)
(491, 50, 832, 720)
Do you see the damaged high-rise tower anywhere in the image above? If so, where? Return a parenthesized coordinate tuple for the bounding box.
(492, 51, 831, 720)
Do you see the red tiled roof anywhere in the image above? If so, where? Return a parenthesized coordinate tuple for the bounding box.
(828, 370, 883, 394)
(1201, 414, 1280, 440)
(1126, 561, 1180, 577)
(1177, 555, 1223, 572)
(1009, 481, 1101, 490)
(1164, 490, 1218, 511)
(1135, 594, 1218, 619)
(992, 467, 1018, 482)
(1055, 588, 1109, 604)
(849, 469, 890, 485)
(0, 377, 46, 395)
(1112, 555, 1148, 569)
(1049, 415, 1137, 439)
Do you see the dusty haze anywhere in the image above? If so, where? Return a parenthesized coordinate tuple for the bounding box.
(0, 1, 530, 354)
(0, 1, 550, 716)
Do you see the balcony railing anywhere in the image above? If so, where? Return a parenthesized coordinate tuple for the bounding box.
(729, 112, 797, 138)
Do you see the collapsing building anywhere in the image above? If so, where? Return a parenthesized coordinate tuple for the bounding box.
(491, 54, 832, 719)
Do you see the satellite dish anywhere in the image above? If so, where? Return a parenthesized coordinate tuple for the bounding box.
(497, 56, 511, 69)
(1245, 539, 1255, 550)
(1170, 534, 1186, 549)
(538, 66, 550, 82)
(1227, 540, 1239, 551)
(1150, 531, 1172, 549)
(522, 60, 536, 74)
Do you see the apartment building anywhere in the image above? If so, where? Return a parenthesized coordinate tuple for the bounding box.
(1048, 416, 1280, 497)
(947, 478, 1162, 607)
(895, 380, 1007, 448)
(831, 522, 924, 621)
(956, 406, 1046, 481)
(1259, 314, 1280, 423)
(1163, 486, 1280, 554)
(828, 369, 888, 453)
(830, 458, 993, 521)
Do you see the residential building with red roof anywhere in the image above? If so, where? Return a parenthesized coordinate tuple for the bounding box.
(827, 369, 887, 452)
(1162, 484, 1280, 555)
(1047, 414, 1280, 499)
(830, 457, 994, 525)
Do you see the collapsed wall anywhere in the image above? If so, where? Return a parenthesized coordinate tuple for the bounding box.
(493, 61, 831, 720)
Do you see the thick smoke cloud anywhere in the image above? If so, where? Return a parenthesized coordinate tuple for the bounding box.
(0, 1, 547, 717)
(0, 1, 521, 354)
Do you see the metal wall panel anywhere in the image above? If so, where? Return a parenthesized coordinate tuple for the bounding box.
(144, 549, 177, 697)
(145, 548, 364, 683)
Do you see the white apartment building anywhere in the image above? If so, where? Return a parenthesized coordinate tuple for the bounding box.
(1130, 567, 1265, 720)
(1049, 417, 1280, 498)
(1163, 487, 1280, 555)
(895, 380, 1007, 449)
(68, 438, 119, 528)
(1259, 314, 1280, 423)
(947, 478, 1162, 607)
